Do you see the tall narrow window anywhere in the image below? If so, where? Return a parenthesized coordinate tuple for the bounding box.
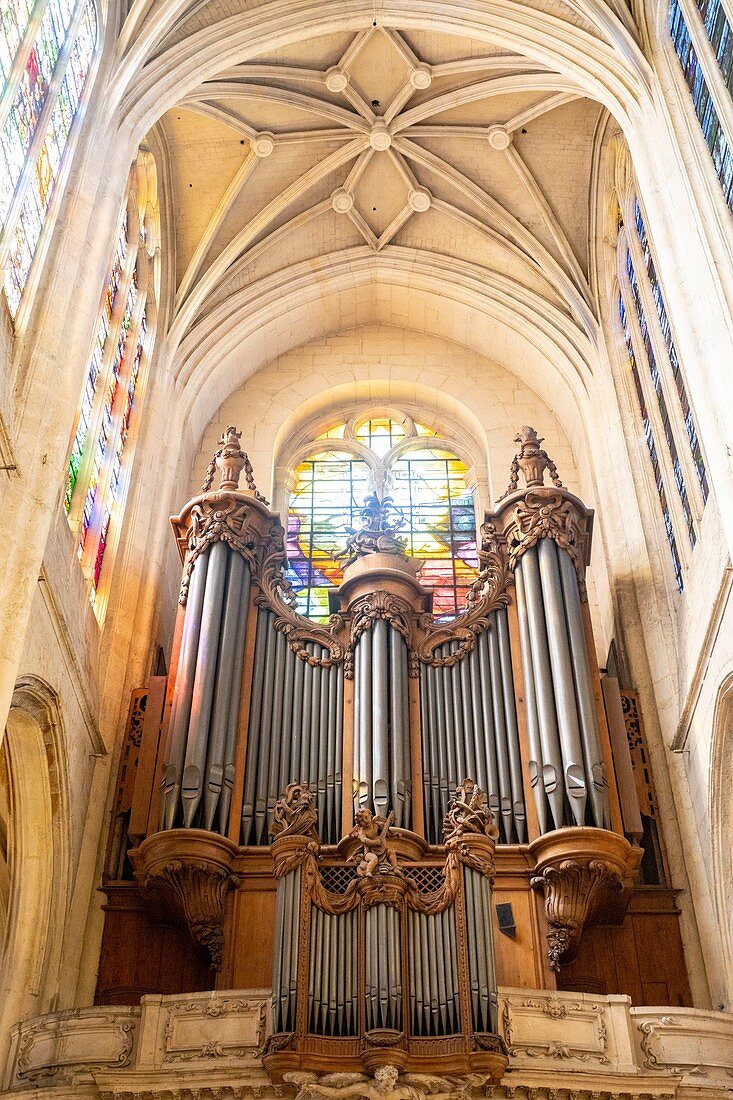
(64, 152, 159, 614)
(0, 0, 97, 317)
(616, 185, 708, 591)
(286, 413, 478, 621)
(669, 0, 733, 211)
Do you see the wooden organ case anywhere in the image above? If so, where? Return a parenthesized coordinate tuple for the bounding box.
(97, 425, 692, 1070)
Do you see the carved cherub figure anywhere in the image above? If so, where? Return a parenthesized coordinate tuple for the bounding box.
(284, 1067, 485, 1100)
(349, 808, 402, 877)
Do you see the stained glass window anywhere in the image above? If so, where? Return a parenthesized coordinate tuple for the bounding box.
(669, 0, 733, 212)
(64, 152, 158, 613)
(286, 415, 479, 621)
(0, 0, 97, 317)
(619, 296, 684, 591)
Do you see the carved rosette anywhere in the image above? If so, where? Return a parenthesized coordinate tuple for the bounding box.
(130, 830, 241, 970)
(529, 828, 643, 971)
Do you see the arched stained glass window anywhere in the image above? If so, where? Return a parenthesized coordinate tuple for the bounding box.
(0, 0, 97, 317)
(64, 151, 159, 615)
(669, 0, 733, 212)
(286, 413, 478, 621)
(614, 176, 708, 592)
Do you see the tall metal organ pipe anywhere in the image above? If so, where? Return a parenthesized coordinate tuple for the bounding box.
(513, 539, 610, 830)
(365, 904, 402, 1031)
(464, 866, 499, 1032)
(353, 623, 412, 827)
(242, 609, 344, 844)
(419, 608, 526, 844)
(161, 542, 252, 832)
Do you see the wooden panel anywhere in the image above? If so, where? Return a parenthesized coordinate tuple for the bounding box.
(95, 885, 213, 1005)
(558, 887, 693, 1006)
(222, 882, 278, 990)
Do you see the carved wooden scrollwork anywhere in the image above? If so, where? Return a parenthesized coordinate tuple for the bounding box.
(502, 489, 587, 583)
(416, 525, 511, 667)
(178, 495, 265, 603)
(346, 590, 416, 679)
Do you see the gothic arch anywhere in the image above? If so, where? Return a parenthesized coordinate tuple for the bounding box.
(0, 678, 70, 1064)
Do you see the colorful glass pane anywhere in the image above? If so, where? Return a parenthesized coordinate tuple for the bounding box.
(287, 450, 370, 619)
(669, 0, 733, 212)
(620, 296, 683, 591)
(2, 0, 97, 316)
(633, 200, 708, 502)
(696, 0, 733, 91)
(390, 450, 478, 618)
(287, 428, 478, 622)
(0, 0, 35, 86)
(65, 213, 128, 511)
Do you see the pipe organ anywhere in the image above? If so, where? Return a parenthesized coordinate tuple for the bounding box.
(100, 423, 672, 1073)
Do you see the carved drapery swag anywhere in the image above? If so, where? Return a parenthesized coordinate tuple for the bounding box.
(269, 780, 497, 917)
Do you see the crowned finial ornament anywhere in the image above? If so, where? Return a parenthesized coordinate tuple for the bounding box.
(342, 493, 408, 565)
(201, 425, 266, 500)
(500, 426, 565, 499)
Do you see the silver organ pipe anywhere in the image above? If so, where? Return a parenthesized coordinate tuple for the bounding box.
(463, 866, 498, 1033)
(419, 610, 525, 844)
(352, 624, 412, 828)
(272, 864, 301, 1033)
(161, 542, 252, 832)
(365, 904, 402, 1031)
(242, 610, 344, 845)
(513, 539, 610, 830)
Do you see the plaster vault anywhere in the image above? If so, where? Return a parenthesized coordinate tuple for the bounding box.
(1, 2, 733, 1087)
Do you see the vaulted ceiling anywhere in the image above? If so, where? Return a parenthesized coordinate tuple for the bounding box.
(154, 23, 605, 347)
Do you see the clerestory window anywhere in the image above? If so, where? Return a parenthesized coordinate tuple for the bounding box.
(286, 413, 479, 622)
(0, 0, 98, 317)
(63, 151, 159, 616)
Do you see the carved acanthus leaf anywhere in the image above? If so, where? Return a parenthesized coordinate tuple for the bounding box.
(531, 859, 623, 971)
(142, 859, 240, 970)
(347, 590, 415, 678)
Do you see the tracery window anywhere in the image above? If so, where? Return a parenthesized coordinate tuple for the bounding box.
(64, 152, 159, 614)
(669, 0, 733, 211)
(0, 0, 97, 317)
(615, 185, 708, 592)
(286, 414, 479, 622)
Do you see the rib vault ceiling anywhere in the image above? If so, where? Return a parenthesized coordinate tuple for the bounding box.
(150, 21, 606, 352)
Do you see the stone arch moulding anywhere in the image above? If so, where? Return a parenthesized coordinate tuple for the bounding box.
(110, 0, 654, 142)
(710, 669, 733, 1010)
(0, 678, 71, 1066)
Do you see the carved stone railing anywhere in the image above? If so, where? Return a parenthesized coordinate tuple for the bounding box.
(5, 992, 733, 1098)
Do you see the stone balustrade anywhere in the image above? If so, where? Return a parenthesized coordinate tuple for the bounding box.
(1, 989, 731, 1099)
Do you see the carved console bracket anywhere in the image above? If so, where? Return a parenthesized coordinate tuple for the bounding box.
(130, 830, 241, 970)
(529, 828, 643, 971)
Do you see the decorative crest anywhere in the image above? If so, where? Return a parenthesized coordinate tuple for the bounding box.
(443, 780, 499, 845)
(500, 426, 564, 499)
(201, 425, 266, 500)
(342, 493, 408, 565)
(271, 783, 319, 841)
(349, 808, 403, 877)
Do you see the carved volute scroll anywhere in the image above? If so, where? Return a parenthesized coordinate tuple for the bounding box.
(529, 828, 643, 971)
(130, 830, 241, 970)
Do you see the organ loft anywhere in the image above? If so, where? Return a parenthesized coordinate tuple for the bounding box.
(59, 421, 692, 1097)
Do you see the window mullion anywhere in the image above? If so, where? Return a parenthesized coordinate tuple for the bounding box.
(80, 256, 146, 578)
(69, 229, 138, 529)
(676, 0, 733, 151)
(625, 222, 704, 520)
(0, 0, 83, 259)
(619, 271, 693, 563)
(0, 0, 48, 130)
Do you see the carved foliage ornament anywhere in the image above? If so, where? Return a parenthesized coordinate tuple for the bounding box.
(271, 783, 319, 842)
(417, 525, 511, 668)
(503, 490, 587, 593)
(347, 590, 416, 678)
(142, 859, 241, 970)
(270, 782, 495, 916)
(179, 496, 267, 604)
